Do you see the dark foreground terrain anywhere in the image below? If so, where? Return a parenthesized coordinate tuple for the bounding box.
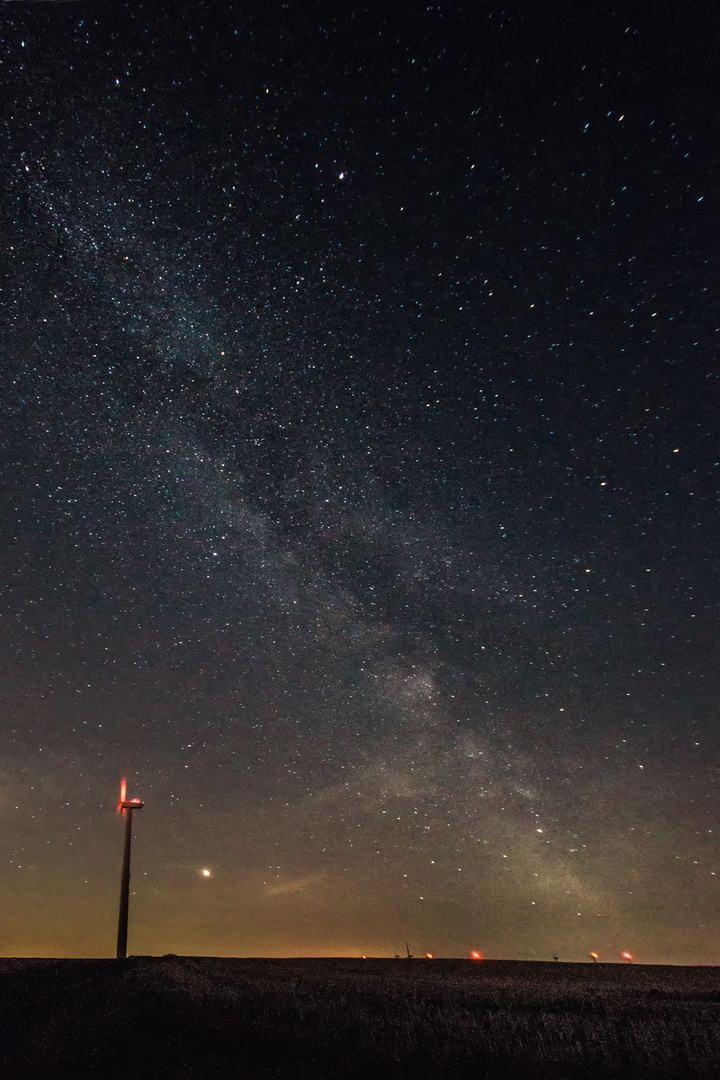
(1, 957, 720, 1079)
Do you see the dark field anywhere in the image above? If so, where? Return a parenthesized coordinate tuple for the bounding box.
(1, 957, 720, 1079)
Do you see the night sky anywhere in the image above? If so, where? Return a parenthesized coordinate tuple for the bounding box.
(1, 0, 718, 963)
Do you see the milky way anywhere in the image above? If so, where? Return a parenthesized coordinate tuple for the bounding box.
(0, 2, 718, 961)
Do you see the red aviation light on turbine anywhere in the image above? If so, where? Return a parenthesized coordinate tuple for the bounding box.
(622, 952, 633, 963)
(118, 778, 144, 814)
(471, 951, 482, 961)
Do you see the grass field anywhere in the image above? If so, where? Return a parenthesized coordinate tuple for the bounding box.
(1, 956, 719, 1078)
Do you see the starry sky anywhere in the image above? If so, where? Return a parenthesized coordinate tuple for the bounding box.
(0, 0, 718, 963)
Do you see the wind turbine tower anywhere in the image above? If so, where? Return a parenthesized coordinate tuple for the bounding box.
(116, 778, 144, 960)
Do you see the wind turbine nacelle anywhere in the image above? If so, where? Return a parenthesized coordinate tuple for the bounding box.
(120, 799, 144, 810)
(118, 779, 143, 813)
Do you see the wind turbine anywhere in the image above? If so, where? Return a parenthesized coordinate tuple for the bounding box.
(116, 778, 144, 960)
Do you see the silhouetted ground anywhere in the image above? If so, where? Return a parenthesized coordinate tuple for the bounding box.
(1, 957, 720, 1078)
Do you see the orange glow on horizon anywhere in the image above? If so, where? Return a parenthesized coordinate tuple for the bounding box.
(622, 952, 633, 962)
(425, 953, 433, 959)
(471, 951, 482, 960)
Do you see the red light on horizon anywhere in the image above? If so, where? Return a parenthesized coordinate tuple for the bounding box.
(425, 953, 433, 959)
(622, 952, 633, 962)
(590, 952, 599, 959)
(471, 951, 482, 960)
